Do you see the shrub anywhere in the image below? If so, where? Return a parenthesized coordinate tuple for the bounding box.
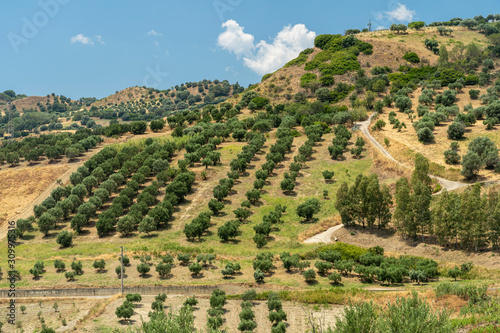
(65, 271, 76, 281)
(417, 127, 434, 143)
(447, 121, 465, 140)
(403, 52, 420, 63)
(54, 260, 65, 272)
(93, 259, 106, 273)
(303, 269, 316, 283)
(184, 296, 198, 307)
(188, 262, 203, 276)
(242, 289, 257, 301)
(137, 263, 150, 277)
(444, 150, 461, 165)
(156, 263, 172, 278)
(56, 231, 73, 248)
(254, 269, 265, 283)
(322, 170, 335, 180)
(71, 261, 83, 275)
(469, 89, 480, 99)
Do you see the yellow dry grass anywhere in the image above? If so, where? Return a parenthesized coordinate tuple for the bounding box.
(298, 215, 342, 241)
(0, 164, 68, 226)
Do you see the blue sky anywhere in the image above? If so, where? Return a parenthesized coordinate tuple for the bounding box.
(1, 0, 498, 99)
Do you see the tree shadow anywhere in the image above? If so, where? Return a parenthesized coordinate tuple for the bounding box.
(191, 273, 204, 279)
(20, 234, 36, 241)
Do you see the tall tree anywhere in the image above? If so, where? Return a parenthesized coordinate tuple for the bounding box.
(336, 182, 353, 226)
(489, 198, 500, 250)
(411, 154, 431, 187)
(432, 190, 461, 247)
(394, 177, 411, 240)
(410, 180, 431, 241)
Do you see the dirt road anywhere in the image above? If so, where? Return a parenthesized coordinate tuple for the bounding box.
(304, 113, 470, 244)
(357, 113, 469, 192)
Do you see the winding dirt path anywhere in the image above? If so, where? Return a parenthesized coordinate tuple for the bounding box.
(358, 113, 468, 192)
(304, 113, 470, 244)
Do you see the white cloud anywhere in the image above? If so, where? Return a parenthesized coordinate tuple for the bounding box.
(96, 35, 105, 45)
(147, 29, 163, 37)
(386, 3, 415, 22)
(153, 40, 160, 47)
(217, 20, 255, 57)
(218, 20, 316, 75)
(70, 34, 94, 45)
(375, 25, 387, 31)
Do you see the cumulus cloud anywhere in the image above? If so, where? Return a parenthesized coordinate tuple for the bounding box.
(70, 34, 94, 45)
(218, 20, 316, 75)
(217, 20, 255, 57)
(147, 29, 163, 37)
(386, 3, 415, 22)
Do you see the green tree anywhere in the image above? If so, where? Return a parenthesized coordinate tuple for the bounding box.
(71, 213, 87, 234)
(130, 121, 147, 134)
(149, 119, 165, 132)
(296, 198, 321, 222)
(117, 216, 136, 236)
(138, 216, 157, 236)
(461, 152, 482, 179)
(137, 263, 150, 277)
(56, 231, 73, 248)
(71, 261, 83, 274)
(394, 177, 411, 240)
(411, 181, 432, 241)
(280, 178, 295, 193)
(246, 189, 261, 205)
(217, 220, 239, 242)
(208, 199, 225, 215)
(115, 303, 134, 323)
(302, 269, 316, 283)
(93, 259, 106, 273)
(408, 21, 425, 30)
(395, 96, 412, 112)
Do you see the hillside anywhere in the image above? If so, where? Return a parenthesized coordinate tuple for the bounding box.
(2, 15, 500, 333)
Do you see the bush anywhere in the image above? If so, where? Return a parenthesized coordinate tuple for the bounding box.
(56, 231, 73, 248)
(188, 262, 203, 276)
(71, 261, 83, 274)
(126, 293, 142, 303)
(184, 296, 198, 307)
(328, 272, 342, 284)
(317, 242, 368, 261)
(417, 127, 434, 143)
(254, 269, 265, 283)
(322, 170, 335, 180)
(241, 289, 257, 301)
(447, 121, 465, 140)
(303, 269, 316, 283)
(156, 263, 172, 278)
(469, 89, 480, 99)
(65, 271, 76, 281)
(137, 263, 150, 277)
(93, 259, 106, 273)
(444, 150, 461, 164)
(296, 198, 321, 221)
(403, 52, 420, 63)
